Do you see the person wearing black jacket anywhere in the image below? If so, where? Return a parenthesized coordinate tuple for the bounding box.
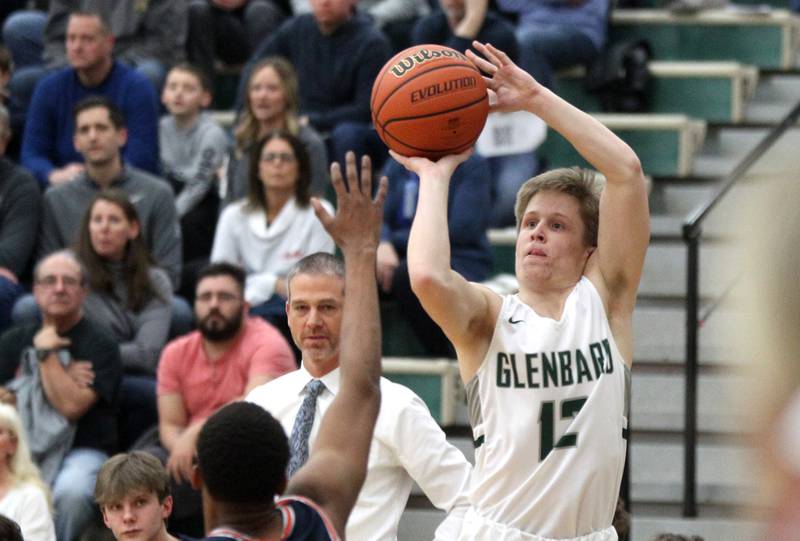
(0, 104, 41, 332)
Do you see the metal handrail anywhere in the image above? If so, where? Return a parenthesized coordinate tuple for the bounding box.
(679, 100, 800, 517)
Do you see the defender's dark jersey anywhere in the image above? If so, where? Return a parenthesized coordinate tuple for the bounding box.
(202, 496, 339, 541)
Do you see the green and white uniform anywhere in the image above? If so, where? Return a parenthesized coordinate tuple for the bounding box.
(461, 277, 630, 541)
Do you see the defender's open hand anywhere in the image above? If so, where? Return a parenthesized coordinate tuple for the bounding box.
(312, 152, 388, 254)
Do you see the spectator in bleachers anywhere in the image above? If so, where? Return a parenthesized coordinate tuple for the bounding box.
(0, 1, 29, 30)
(1, 5, 45, 71)
(75, 190, 172, 451)
(241, 0, 393, 169)
(45, 1, 186, 91)
(496, 0, 609, 90)
(19, 10, 160, 187)
(412, 0, 538, 227)
(5, 0, 186, 120)
(412, 0, 516, 55)
(0, 403, 56, 541)
(212, 130, 334, 350)
(0, 250, 122, 541)
(152, 262, 295, 536)
(1, 45, 19, 159)
(247, 251, 473, 541)
(290, 0, 430, 51)
(378, 153, 492, 357)
(0, 46, 11, 103)
(94, 451, 183, 541)
(227, 56, 328, 205)
(39, 96, 181, 291)
(160, 63, 230, 293)
(0, 104, 40, 333)
(186, 0, 289, 85)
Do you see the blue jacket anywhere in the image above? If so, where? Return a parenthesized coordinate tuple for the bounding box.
(496, 0, 609, 50)
(411, 10, 519, 62)
(381, 154, 493, 282)
(21, 61, 160, 187)
(248, 13, 392, 131)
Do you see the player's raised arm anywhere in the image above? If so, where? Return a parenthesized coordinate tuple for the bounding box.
(286, 152, 387, 537)
(394, 150, 501, 381)
(468, 41, 649, 313)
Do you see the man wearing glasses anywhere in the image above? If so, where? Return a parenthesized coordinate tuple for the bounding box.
(0, 249, 122, 541)
(150, 261, 296, 537)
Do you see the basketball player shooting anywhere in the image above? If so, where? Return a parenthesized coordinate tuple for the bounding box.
(393, 42, 650, 540)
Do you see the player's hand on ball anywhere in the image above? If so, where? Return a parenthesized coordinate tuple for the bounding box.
(312, 152, 388, 254)
(389, 149, 472, 183)
(466, 41, 542, 113)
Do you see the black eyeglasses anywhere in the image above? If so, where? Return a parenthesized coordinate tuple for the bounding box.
(260, 152, 296, 164)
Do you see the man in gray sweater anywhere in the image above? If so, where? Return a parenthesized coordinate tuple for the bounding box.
(39, 95, 182, 290)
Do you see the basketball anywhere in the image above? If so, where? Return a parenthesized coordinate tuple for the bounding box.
(371, 44, 489, 160)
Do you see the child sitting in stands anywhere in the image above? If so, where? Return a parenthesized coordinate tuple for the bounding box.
(159, 63, 230, 296)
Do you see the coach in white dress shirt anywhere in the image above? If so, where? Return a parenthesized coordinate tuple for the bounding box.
(247, 252, 471, 541)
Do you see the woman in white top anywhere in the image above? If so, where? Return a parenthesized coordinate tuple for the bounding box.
(0, 404, 56, 541)
(212, 129, 334, 349)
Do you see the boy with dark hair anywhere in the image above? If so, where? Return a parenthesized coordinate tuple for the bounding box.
(95, 451, 182, 541)
(160, 63, 229, 277)
(73, 94, 126, 128)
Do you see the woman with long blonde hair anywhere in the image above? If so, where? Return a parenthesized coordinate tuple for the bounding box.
(226, 56, 329, 205)
(0, 403, 56, 541)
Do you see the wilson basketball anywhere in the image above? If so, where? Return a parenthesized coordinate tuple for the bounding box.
(371, 44, 489, 160)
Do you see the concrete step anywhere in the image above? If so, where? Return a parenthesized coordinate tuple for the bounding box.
(690, 128, 766, 177)
(611, 8, 800, 69)
(633, 302, 743, 365)
(556, 61, 759, 123)
(397, 508, 448, 541)
(630, 515, 765, 541)
(400, 436, 759, 536)
(632, 0, 789, 9)
(630, 439, 758, 507)
(631, 368, 752, 432)
(540, 113, 707, 177)
(397, 509, 767, 541)
(489, 231, 740, 300)
(745, 74, 800, 123)
(639, 241, 740, 299)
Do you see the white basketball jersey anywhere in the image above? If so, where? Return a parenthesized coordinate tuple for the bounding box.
(464, 277, 630, 539)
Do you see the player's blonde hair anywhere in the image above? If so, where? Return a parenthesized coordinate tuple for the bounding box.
(514, 167, 600, 247)
(0, 404, 52, 510)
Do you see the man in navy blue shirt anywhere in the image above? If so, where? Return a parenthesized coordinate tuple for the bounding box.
(240, 0, 392, 169)
(20, 11, 159, 187)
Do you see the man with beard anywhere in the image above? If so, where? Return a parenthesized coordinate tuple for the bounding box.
(153, 262, 295, 536)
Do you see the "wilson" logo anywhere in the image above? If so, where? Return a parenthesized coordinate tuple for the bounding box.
(390, 48, 469, 78)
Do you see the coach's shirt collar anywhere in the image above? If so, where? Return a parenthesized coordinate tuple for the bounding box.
(297, 363, 341, 399)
